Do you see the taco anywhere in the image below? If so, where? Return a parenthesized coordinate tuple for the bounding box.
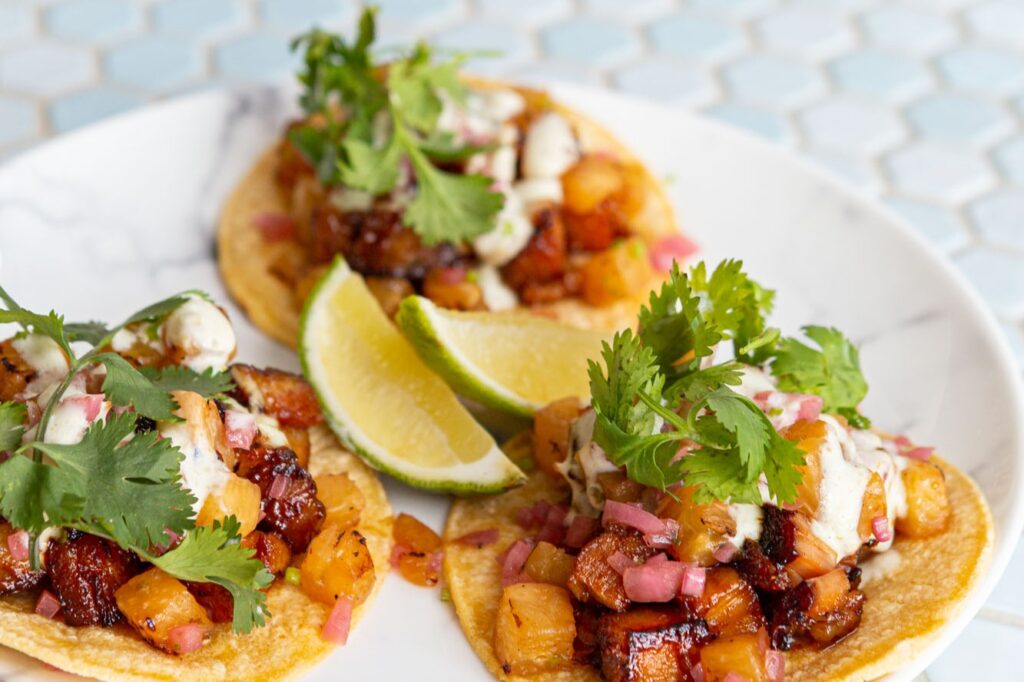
(218, 7, 683, 348)
(0, 289, 391, 681)
(443, 260, 992, 682)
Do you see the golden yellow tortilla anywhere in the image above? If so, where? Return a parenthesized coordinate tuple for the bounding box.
(444, 437, 992, 682)
(218, 78, 680, 348)
(0, 425, 393, 682)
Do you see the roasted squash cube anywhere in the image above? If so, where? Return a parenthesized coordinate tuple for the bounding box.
(524, 541, 575, 588)
(690, 567, 765, 637)
(657, 485, 735, 566)
(300, 524, 376, 606)
(532, 397, 584, 478)
(699, 632, 769, 682)
(494, 583, 576, 676)
(316, 472, 365, 531)
(197, 473, 262, 537)
(896, 461, 950, 538)
(115, 568, 212, 655)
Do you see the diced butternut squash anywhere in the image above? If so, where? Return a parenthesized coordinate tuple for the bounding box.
(699, 632, 769, 682)
(524, 541, 575, 588)
(805, 568, 852, 619)
(657, 485, 735, 566)
(597, 471, 644, 504)
(531, 398, 584, 478)
(115, 568, 212, 655)
(857, 472, 888, 544)
(787, 513, 837, 580)
(281, 425, 311, 468)
(197, 474, 262, 536)
(896, 461, 950, 538)
(315, 472, 365, 531)
(562, 155, 625, 215)
(691, 567, 765, 637)
(494, 583, 576, 676)
(782, 420, 827, 516)
(300, 524, 376, 606)
(579, 239, 653, 307)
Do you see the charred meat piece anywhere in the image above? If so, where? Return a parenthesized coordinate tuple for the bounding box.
(46, 530, 139, 626)
(229, 364, 323, 429)
(0, 521, 45, 595)
(759, 506, 797, 565)
(186, 582, 234, 623)
(310, 204, 466, 279)
(735, 539, 793, 593)
(684, 566, 766, 637)
(766, 568, 865, 650)
(0, 339, 35, 402)
(568, 529, 654, 612)
(598, 608, 711, 682)
(242, 530, 292, 574)
(501, 207, 567, 291)
(236, 447, 325, 552)
(573, 602, 603, 666)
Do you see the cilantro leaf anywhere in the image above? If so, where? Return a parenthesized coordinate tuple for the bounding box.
(667, 363, 744, 403)
(339, 134, 402, 195)
(140, 365, 234, 398)
(122, 293, 194, 327)
(770, 325, 870, 427)
(703, 389, 769, 480)
(680, 447, 762, 505)
(94, 353, 179, 421)
(0, 402, 26, 452)
(0, 285, 72, 358)
(151, 518, 273, 634)
(64, 321, 111, 346)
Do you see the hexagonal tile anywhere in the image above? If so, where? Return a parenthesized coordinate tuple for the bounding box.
(885, 198, 970, 253)
(0, 96, 39, 146)
(994, 136, 1024, 184)
(886, 143, 996, 204)
(859, 5, 957, 55)
(513, 62, 602, 88)
(954, 246, 1024, 318)
(723, 56, 825, 109)
(906, 94, 1013, 146)
(756, 7, 855, 59)
(965, 0, 1024, 47)
(106, 38, 203, 91)
(375, 0, 465, 29)
(0, 43, 95, 97)
(689, 0, 775, 18)
(585, 0, 674, 23)
(45, 0, 141, 42)
(703, 104, 794, 144)
(800, 98, 905, 156)
(153, 0, 248, 39)
(937, 47, 1024, 95)
(612, 59, 717, 107)
(49, 87, 145, 133)
(829, 50, 932, 103)
(647, 13, 747, 62)
(215, 32, 299, 81)
(435, 22, 533, 75)
(259, 0, 355, 29)
(478, 0, 571, 27)
(540, 18, 640, 67)
(0, 1, 36, 44)
(804, 150, 883, 195)
(970, 190, 1024, 250)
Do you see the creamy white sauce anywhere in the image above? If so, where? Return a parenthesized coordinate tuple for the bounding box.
(809, 415, 872, 559)
(159, 419, 231, 512)
(12, 335, 69, 400)
(522, 112, 579, 180)
(514, 178, 564, 207)
(162, 297, 236, 372)
(733, 366, 776, 400)
(254, 413, 289, 449)
(110, 325, 161, 355)
(44, 396, 108, 445)
(727, 504, 763, 548)
(857, 548, 902, 587)
(476, 265, 519, 311)
(472, 189, 533, 266)
(480, 89, 526, 121)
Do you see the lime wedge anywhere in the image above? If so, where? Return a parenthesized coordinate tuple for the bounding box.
(395, 296, 610, 417)
(299, 258, 525, 494)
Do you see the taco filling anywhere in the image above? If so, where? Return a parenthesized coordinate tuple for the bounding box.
(445, 260, 991, 682)
(0, 288, 386, 669)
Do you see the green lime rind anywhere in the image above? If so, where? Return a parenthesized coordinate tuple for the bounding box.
(395, 296, 539, 419)
(298, 257, 525, 495)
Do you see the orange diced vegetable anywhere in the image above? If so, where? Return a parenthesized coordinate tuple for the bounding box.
(393, 513, 443, 587)
(579, 239, 653, 307)
(805, 568, 851, 619)
(657, 486, 735, 566)
(857, 472, 888, 544)
(494, 583, 576, 676)
(115, 569, 213, 655)
(196, 474, 262, 536)
(782, 420, 827, 516)
(300, 524, 376, 606)
(316, 473, 365, 531)
(699, 631, 769, 682)
(531, 398, 584, 478)
(597, 471, 644, 504)
(562, 155, 625, 215)
(896, 461, 950, 538)
(523, 541, 575, 588)
(787, 513, 837, 580)
(690, 567, 765, 637)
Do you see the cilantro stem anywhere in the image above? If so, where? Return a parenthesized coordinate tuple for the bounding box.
(636, 390, 691, 435)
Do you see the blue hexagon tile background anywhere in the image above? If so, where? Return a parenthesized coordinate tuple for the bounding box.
(1, 0, 1023, 677)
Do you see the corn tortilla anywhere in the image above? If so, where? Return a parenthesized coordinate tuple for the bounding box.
(444, 437, 992, 682)
(218, 78, 679, 348)
(0, 424, 393, 682)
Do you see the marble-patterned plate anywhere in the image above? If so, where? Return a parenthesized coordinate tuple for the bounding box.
(0, 84, 1021, 682)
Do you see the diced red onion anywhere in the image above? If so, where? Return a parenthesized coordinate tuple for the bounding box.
(902, 446, 934, 461)
(321, 597, 353, 646)
(253, 212, 296, 241)
(723, 674, 751, 682)
(796, 395, 823, 423)
(516, 501, 551, 529)
(649, 234, 699, 273)
(607, 551, 636, 575)
(692, 662, 705, 682)
(435, 266, 467, 285)
(602, 500, 666, 536)
(168, 623, 205, 654)
(564, 515, 598, 548)
(64, 394, 105, 422)
(893, 435, 911, 448)
(644, 518, 679, 549)
(536, 504, 568, 545)
(34, 590, 61, 619)
(713, 542, 738, 563)
(645, 553, 668, 566)
(501, 538, 535, 587)
(622, 561, 686, 602)
(6, 530, 29, 562)
(453, 528, 499, 548)
(224, 410, 257, 450)
(766, 649, 785, 682)
(756, 627, 770, 654)
(871, 516, 892, 543)
(268, 474, 289, 499)
(679, 565, 706, 597)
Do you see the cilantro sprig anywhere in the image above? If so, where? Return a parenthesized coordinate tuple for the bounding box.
(288, 7, 504, 244)
(0, 287, 268, 633)
(588, 260, 870, 504)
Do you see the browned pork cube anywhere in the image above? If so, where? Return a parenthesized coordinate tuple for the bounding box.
(229, 364, 324, 428)
(598, 608, 711, 682)
(494, 583, 576, 676)
(47, 530, 139, 626)
(569, 529, 654, 611)
(686, 567, 765, 637)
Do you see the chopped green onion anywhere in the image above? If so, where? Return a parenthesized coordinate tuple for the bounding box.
(285, 566, 301, 586)
(440, 587, 451, 602)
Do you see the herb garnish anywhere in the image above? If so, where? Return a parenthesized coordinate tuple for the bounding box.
(588, 260, 870, 504)
(0, 287, 272, 633)
(289, 7, 504, 244)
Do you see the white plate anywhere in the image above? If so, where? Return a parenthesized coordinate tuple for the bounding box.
(0, 83, 1021, 682)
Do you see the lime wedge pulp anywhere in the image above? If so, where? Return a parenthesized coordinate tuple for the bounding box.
(396, 296, 610, 418)
(299, 258, 525, 494)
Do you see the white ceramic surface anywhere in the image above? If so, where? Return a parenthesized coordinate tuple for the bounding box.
(0, 83, 1021, 682)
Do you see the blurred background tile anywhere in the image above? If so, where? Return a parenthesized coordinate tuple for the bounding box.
(0, 43, 95, 96)
(105, 37, 203, 92)
(859, 5, 958, 56)
(969, 190, 1024, 250)
(540, 17, 640, 67)
(0, 2, 36, 45)
(49, 86, 144, 132)
(647, 13, 747, 62)
(153, 0, 250, 40)
(886, 143, 996, 204)
(885, 197, 971, 253)
(45, 0, 142, 43)
(723, 55, 825, 108)
(955, 246, 1024, 317)
(0, 96, 39, 146)
(829, 50, 933, 103)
